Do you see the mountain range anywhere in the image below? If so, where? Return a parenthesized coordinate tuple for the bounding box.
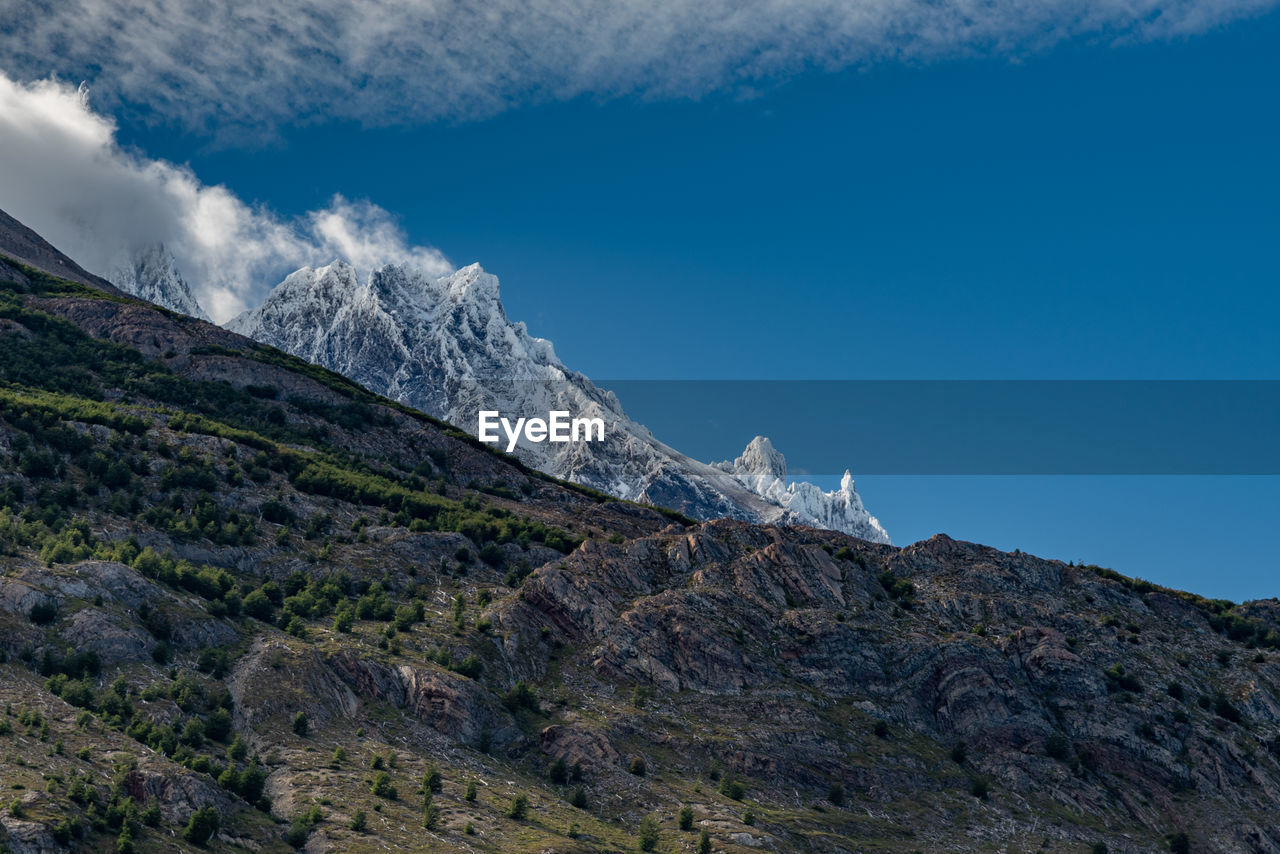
(114, 251, 889, 544)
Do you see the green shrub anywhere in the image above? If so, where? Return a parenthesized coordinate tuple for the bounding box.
(260, 499, 296, 525)
(332, 607, 354, 633)
(394, 603, 424, 631)
(452, 654, 483, 679)
(969, 776, 990, 800)
(197, 649, 231, 679)
(242, 589, 274, 621)
(182, 806, 220, 844)
(29, 600, 58, 624)
(371, 771, 397, 799)
(205, 708, 232, 742)
(422, 793, 441, 829)
(638, 815, 660, 851)
(284, 817, 312, 849)
(181, 717, 206, 748)
(1213, 693, 1242, 723)
(718, 774, 745, 800)
(1104, 663, 1142, 694)
(502, 681, 540, 714)
(876, 569, 915, 600)
(679, 805, 694, 830)
(506, 793, 529, 820)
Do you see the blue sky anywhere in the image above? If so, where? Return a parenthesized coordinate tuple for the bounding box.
(3, 1, 1278, 599)
(121, 11, 1280, 382)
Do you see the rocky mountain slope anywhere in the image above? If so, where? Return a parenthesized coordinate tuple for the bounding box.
(217, 260, 889, 543)
(3, 210, 1280, 853)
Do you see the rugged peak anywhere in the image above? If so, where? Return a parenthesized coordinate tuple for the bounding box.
(227, 258, 889, 544)
(730, 436, 787, 479)
(266, 261, 359, 305)
(313, 260, 360, 288)
(442, 262, 499, 303)
(107, 243, 209, 320)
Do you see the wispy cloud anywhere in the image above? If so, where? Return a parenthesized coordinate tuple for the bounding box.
(0, 0, 1274, 134)
(0, 73, 451, 322)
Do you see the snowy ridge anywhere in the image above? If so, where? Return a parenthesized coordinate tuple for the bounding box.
(225, 259, 890, 543)
(108, 244, 208, 320)
(713, 437, 888, 542)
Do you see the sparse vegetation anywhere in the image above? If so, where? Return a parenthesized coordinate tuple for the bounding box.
(1, 258, 1278, 853)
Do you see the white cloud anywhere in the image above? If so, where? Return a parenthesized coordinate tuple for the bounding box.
(0, 1, 1271, 319)
(0, 72, 451, 322)
(0, 0, 1273, 134)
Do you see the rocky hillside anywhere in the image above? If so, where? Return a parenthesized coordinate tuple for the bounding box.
(2, 214, 1280, 853)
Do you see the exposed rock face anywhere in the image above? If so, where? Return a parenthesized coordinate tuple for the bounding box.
(326, 651, 516, 748)
(539, 723, 620, 774)
(0, 563, 235, 663)
(498, 524, 1280, 850)
(122, 763, 239, 823)
(0, 814, 62, 854)
(228, 639, 359, 741)
(227, 261, 890, 543)
(59, 609, 154, 664)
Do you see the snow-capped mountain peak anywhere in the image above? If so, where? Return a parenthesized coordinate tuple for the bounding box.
(227, 260, 891, 544)
(444, 262, 500, 302)
(725, 436, 788, 480)
(107, 243, 208, 320)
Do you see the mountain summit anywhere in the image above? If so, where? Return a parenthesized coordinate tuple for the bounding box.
(225, 260, 891, 543)
(108, 244, 208, 320)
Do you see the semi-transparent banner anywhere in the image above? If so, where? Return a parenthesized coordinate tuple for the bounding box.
(584, 380, 1280, 475)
